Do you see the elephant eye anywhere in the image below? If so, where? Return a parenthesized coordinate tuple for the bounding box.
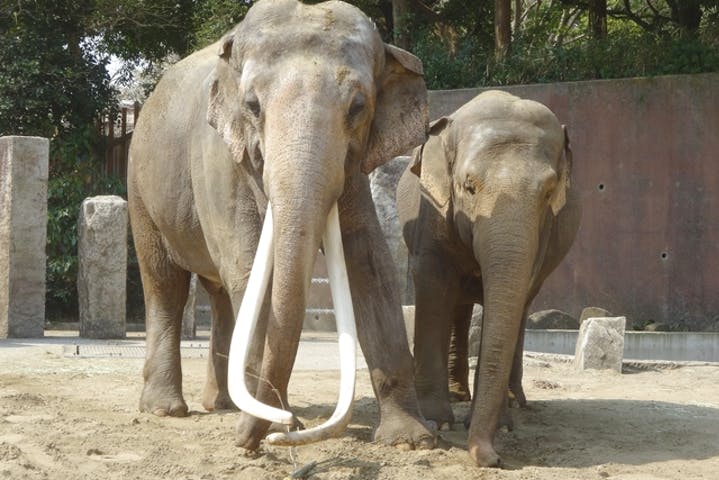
(244, 92, 261, 118)
(463, 178, 477, 195)
(348, 93, 366, 121)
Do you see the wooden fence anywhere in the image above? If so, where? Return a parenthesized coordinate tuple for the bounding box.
(100, 102, 140, 183)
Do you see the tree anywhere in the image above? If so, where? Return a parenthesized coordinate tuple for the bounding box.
(589, 0, 608, 39)
(495, 0, 512, 58)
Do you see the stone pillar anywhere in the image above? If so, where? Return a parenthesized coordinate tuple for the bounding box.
(369, 155, 413, 304)
(181, 273, 197, 339)
(78, 195, 127, 339)
(0, 136, 49, 338)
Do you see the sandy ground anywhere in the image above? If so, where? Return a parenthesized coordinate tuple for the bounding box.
(1, 332, 718, 480)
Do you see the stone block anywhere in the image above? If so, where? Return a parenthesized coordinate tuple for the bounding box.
(78, 196, 127, 339)
(0, 136, 49, 338)
(574, 316, 626, 372)
(182, 274, 197, 339)
(402, 305, 415, 350)
(370, 156, 412, 304)
(527, 309, 579, 330)
(468, 304, 483, 357)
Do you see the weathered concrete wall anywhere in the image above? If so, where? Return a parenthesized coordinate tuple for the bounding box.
(429, 73, 719, 330)
(78, 196, 127, 339)
(0, 136, 49, 338)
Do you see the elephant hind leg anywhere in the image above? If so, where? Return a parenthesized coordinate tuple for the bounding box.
(508, 309, 530, 408)
(448, 303, 473, 402)
(132, 197, 191, 417)
(198, 278, 237, 411)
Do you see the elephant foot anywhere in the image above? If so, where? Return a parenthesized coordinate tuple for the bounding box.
(140, 387, 188, 417)
(448, 380, 471, 402)
(498, 407, 514, 433)
(417, 393, 455, 431)
(234, 411, 271, 451)
(509, 382, 527, 408)
(374, 411, 437, 450)
(468, 439, 502, 468)
(202, 390, 237, 412)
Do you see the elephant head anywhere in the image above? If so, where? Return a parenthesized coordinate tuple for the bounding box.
(410, 90, 572, 466)
(206, 0, 427, 445)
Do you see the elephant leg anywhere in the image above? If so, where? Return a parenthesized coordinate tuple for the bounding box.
(132, 198, 191, 417)
(508, 310, 528, 408)
(198, 278, 238, 411)
(412, 254, 460, 430)
(448, 303, 472, 402)
(338, 178, 436, 450)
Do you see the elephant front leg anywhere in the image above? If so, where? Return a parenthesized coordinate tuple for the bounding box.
(448, 304, 473, 402)
(340, 192, 436, 449)
(508, 312, 528, 408)
(412, 256, 461, 430)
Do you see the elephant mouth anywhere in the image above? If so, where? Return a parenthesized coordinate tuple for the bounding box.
(226, 201, 358, 446)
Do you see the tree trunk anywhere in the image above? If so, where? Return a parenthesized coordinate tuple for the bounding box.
(588, 0, 607, 40)
(495, 0, 511, 60)
(392, 0, 412, 50)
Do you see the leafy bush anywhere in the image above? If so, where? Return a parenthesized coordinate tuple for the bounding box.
(46, 126, 127, 318)
(412, 24, 719, 90)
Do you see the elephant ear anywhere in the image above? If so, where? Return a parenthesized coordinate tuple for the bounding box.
(207, 30, 247, 164)
(550, 124, 572, 216)
(361, 44, 428, 174)
(415, 117, 453, 211)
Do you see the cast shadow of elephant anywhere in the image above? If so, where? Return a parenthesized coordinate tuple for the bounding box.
(481, 398, 719, 469)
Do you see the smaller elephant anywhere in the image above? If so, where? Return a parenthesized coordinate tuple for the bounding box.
(397, 90, 581, 467)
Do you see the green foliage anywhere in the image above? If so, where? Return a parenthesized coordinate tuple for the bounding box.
(191, 0, 252, 49)
(409, 1, 719, 89)
(46, 126, 127, 316)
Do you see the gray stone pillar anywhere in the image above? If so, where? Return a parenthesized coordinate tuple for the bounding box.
(78, 195, 127, 338)
(181, 273, 197, 339)
(0, 136, 49, 338)
(370, 155, 412, 304)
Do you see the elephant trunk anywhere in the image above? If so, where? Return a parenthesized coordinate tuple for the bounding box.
(468, 213, 537, 467)
(227, 127, 357, 444)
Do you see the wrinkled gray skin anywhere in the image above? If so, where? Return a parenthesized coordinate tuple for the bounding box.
(397, 91, 581, 467)
(128, 0, 435, 451)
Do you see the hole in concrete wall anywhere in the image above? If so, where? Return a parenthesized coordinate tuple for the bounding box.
(597, 183, 605, 191)
(660, 251, 669, 260)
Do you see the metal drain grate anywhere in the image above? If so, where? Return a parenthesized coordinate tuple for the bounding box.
(63, 344, 209, 359)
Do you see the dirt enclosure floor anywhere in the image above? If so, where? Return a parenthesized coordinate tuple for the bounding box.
(1, 332, 718, 480)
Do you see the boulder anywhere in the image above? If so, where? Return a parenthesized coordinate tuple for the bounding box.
(574, 316, 626, 372)
(579, 306, 613, 325)
(370, 156, 412, 304)
(468, 304, 483, 357)
(527, 309, 579, 330)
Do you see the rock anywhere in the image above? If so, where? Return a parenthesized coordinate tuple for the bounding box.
(579, 306, 613, 325)
(78, 195, 127, 339)
(527, 309, 579, 330)
(468, 304, 483, 357)
(644, 322, 670, 332)
(0, 136, 49, 338)
(574, 316, 626, 372)
(402, 305, 415, 350)
(370, 156, 412, 304)
(181, 274, 197, 339)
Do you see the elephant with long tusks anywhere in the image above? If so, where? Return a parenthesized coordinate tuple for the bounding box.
(128, 0, 436, 450)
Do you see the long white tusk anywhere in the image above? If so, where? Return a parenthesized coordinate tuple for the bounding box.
(227, 202, 295, 426)
(266, 202, 357, 446)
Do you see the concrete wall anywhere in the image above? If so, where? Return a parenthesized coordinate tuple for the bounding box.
(428, 73, 719, 330)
